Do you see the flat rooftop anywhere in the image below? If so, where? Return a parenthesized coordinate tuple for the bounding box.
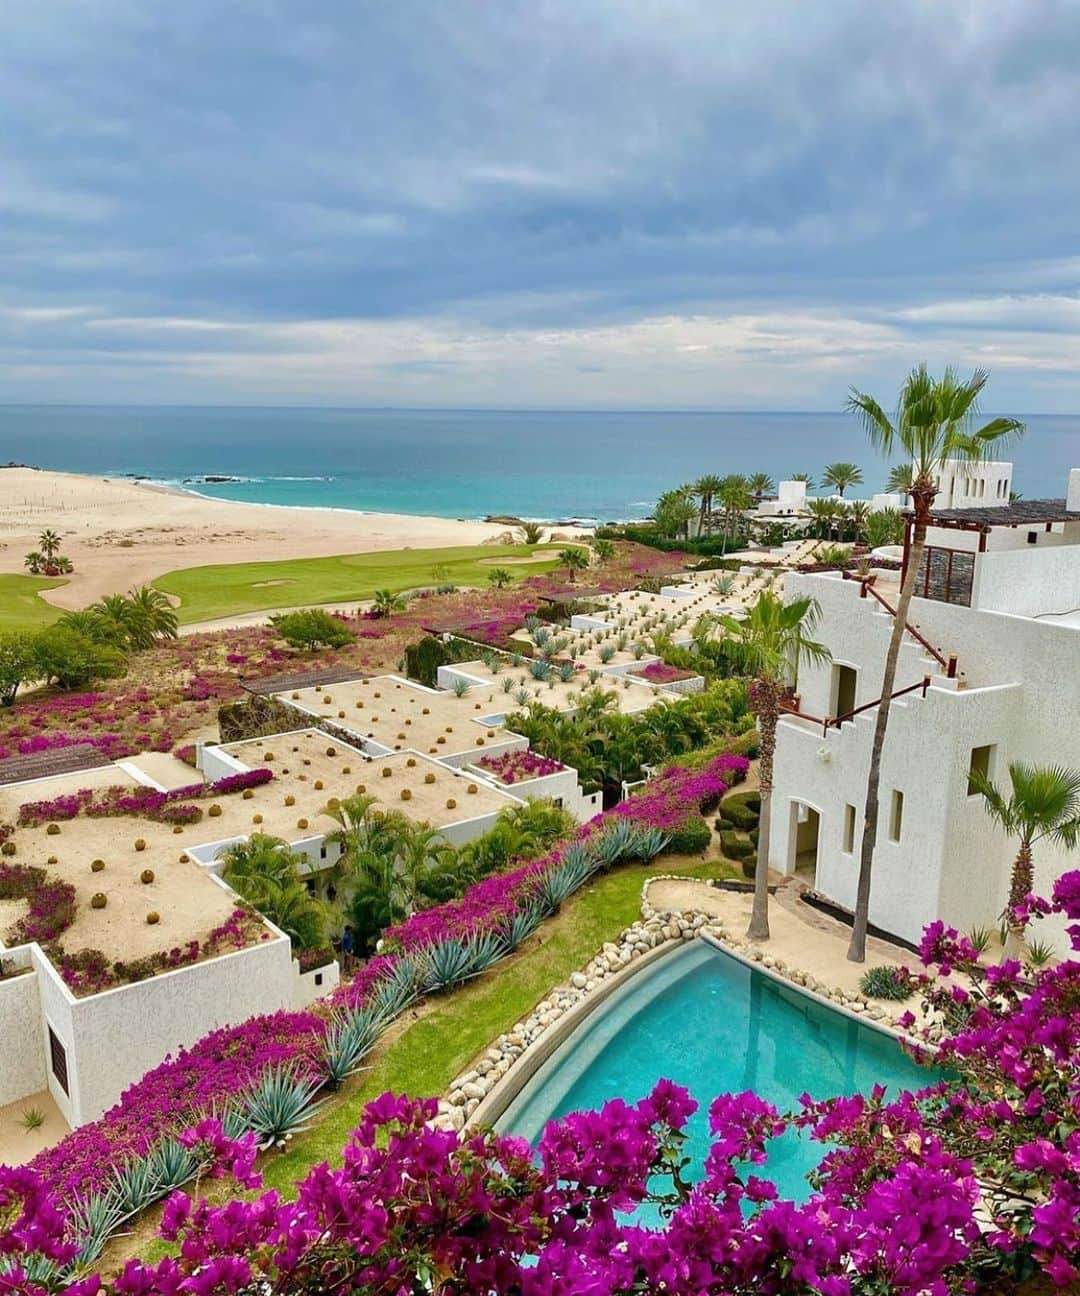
(448, 659, 662, 715)
(273, 674, 516, 756)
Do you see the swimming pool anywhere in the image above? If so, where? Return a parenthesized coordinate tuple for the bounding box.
(496, 940, 932, 1208)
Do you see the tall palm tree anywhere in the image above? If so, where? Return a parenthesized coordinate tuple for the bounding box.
(747, 471, 775, 502)
(970, 762, 1080, 960)
(717, 475, 752, 548)
(886, 463, 914, 497)
(693, 474, 724, 535)
(822, 462, 864, 497)
(92, 593, 144, 648)
(789, 472, 815, 490)
(806, 497, 838, 539)
(715, 592, 831, 941)
(559, 547, 589, 583)
(845, 365, 1024, 961)
(847, 500, 870, 543)
(38, 530, 62, 563)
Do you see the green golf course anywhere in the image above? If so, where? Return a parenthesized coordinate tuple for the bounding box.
(0, 573, 66, 633)
(153, 543, 567, 623)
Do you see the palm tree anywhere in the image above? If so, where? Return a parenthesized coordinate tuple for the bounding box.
(747, 472, 775, 502)
(845, 365, 1024, 961)
(23, 552, 44, 575)
(127, 586, 178, 642)
(822, 462, 864, 497)
(970, 762, 1080, 960)
(789, 472, 815, 490)
(371, 589, 407, 618)
(92, 593, 143, 648)
(38, 530, 62, 563)
(846, 500, 870, 543)
(693, 474, 724, 535)
(716, 475, 752, 548)
(715, 592, 831, 940)
(220, 834, 326, 950)
(559, 547, 589, 583)
(886, 463, 914, 497)
(487, 568, 513, 589)
(591, 537, 615, 564)
(654, 486, 697, 540)
(517, 522, 544, 545)
(56, 608, 117, 644)
(863, 507, 903, 549)
(806, 497, 838, 539)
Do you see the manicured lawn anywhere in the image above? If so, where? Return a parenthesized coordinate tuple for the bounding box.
(0, 573, 65, 632)
(153, 544, 565, 623)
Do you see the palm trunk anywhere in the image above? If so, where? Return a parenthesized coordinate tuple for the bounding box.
(847, 500, 930, 962)
(747, 684, 778, 941)
(1002, 839, 1034, 961)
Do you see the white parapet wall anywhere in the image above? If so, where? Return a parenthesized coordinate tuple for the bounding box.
(0, 948, 48, 1107)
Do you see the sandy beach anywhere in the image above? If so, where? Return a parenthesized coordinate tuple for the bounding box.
(0, 467, 512, 610)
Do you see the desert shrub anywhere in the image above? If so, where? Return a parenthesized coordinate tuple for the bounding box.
(269, 609, 355, 652)
(859, 965, 915, 1001)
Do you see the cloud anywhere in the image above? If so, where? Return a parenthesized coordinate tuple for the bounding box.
(0, 0, 1078, 406)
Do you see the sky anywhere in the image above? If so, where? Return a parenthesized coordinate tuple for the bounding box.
(2, 0, 1080, 410)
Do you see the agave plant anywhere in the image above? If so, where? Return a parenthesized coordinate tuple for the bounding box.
(370, 956, 424, 1022)
(523, 615, 540, 633)
(452, 678, 471, 698)
(423, 937, 478, 991)
(66, 1186, 126, 1266)
(560, 839, 601, 879)
(109, 1155, 160, 1218)
(145, 1135, 200, 1192)
(240, 1064, 324, 1149)
(501, 675, 514, 694)
(593, 818, 638, 869)
(536, 859, 587, 914)
(497, 901, 544, 954)
(532, 626, 552, 648)
(321, 1006, 384, 1087)
(627, 825, 670, 861)
(466, 930, 505, 975)
(558, 662, 575, 683)
(515, 687, 531, 706)
(528, 658, 552, 681)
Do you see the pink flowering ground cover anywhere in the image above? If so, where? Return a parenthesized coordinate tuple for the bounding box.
(16, 767, 272, 827)
(630, 660, 697, 685)
(476, 749, 564, 785)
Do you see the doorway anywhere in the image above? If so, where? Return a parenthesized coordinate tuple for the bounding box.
(789, 801, 821, 884)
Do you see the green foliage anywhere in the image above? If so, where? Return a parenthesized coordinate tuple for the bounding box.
(487, 567, 513, 588)
(859, 965, 915, 1001)
(270, 607, 355, 651)
(666, 816, 712, 855)
(404, 635, 456, 687)
(78, 586, 179, 650)
(371, 589, 408, 618)
(32, 626, 127, 690)
(863, 507, 904, 548)
(0, 631, 40, 706)
(517, 522, 544, 545)
(240, 1063, 325, 1148)
(220, 834, 327, 950)
(718, 829, 754, 860)
(821, 461, 864, 496)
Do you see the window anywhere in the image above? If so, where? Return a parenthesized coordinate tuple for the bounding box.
(831, 664, 858, 721)
(319, 844, 327, 860)
(888, 790, 904, 843)
(48, 1026, 69, 1096)
(1027, 531, 1038, 545)
(968, 744, 995, 795)
(842, 804, 856, 854)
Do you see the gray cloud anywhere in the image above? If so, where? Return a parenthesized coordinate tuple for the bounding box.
(1, 0, 1078, 406)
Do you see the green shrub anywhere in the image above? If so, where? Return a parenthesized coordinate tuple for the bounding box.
(719, 830, 754, 861)
(859, 965, 915, 1001)
(665, 816, 711, 855)
(721, 800, 758, 831)
(32, 627, 127, 690)
(269, 608, 354, 652)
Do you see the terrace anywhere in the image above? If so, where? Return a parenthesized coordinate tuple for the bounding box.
(438, 658, 664, 716)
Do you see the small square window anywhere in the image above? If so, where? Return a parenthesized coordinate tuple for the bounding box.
(888, 790, 903, 843)
(968, 744, 995, 795)
(842, 804, 856, 854)
(314, 972, 323, 988)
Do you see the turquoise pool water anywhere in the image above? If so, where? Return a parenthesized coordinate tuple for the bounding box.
(497, 941, 932, 1210)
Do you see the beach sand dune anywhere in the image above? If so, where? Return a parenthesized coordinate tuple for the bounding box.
(0, 467, 509, 610)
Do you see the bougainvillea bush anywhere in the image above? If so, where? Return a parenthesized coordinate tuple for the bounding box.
(476, 749, 565, 785)
(16, 768, 272, 827)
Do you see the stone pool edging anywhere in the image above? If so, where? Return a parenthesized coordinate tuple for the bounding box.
(436, 873, 932, 1134)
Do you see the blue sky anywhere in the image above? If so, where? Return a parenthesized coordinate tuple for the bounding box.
(3, 1, 1079, 409)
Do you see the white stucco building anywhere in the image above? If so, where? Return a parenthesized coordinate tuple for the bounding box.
(768, 466, 1080, 951)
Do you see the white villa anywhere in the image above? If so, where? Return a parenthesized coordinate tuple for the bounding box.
(769, 464, 1080, 951)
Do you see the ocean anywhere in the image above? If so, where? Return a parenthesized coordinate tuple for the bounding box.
(0, 406, 1075, 523)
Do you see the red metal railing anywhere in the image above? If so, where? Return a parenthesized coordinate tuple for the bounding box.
(842, 572, 957, 678)
(781, 675, 933, 738)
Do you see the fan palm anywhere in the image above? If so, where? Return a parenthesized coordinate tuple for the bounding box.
(886, 463, 915, 497)
(716, 475, 752, 548)
(806, 497, 838, 539)
(371, 589, 407, 618)
(822, 462, 864, 497)
(844, 365, 1024, 961)
(127, 586, 178, 642)
(716, 592, 831, 940)
(846, 500, 870, 542)
(38, 530, 62, 562)
(970, 762, 1080, 960)
(789, 472, 815, 489)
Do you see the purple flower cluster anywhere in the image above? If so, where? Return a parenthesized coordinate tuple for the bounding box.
(631, 660, 696, 684)
(0, 863, 76, 944)
(17, 768, 273, 827)
(477, 749, 565, 784)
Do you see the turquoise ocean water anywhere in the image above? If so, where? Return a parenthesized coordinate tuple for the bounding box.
(0, 406, 1074, 522)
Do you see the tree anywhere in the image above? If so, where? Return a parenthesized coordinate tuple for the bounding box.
(846, 500, 870, 542)
(716, 475, 752, 548)
(863, 507, 903, 549)
(886, 462, 914, 497)
(716, 592, 830, 941)
(270, 608, 356, 649)
(38, 530, 62, 564)
(56, 608, 120, 645)
(747, 471, 775, 502)
(591, 537, 615, 564)
(693, 474, 724, 535)
(970, 762, 1080, 960)
(654, 487, 696, 540)
(32, 626, 126, 690)
(517, 522, 544, 545)
(487, 568, 513, 589)
(370, 590, 407, 619)
(845, 365, 1023, 961)
(126, 586, 179, 644)
(559, 547, 589, 583)
(0, 632, 39, 707)
(789, 472, 815, 489)
(821, 462, 864, 497)
(806, 497, 839, 539)
(219, 834, 326, 950)
(23, 552, 44, 575)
